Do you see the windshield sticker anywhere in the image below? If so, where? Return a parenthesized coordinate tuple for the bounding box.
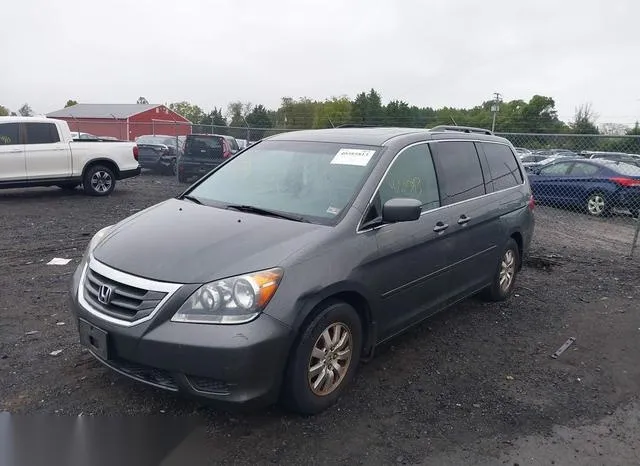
(330, 148, 375, 166)
(326, 206, 341, 215)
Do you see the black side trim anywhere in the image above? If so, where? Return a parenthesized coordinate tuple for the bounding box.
(0, 177, 82, 189)
(118, 167, 141, 180)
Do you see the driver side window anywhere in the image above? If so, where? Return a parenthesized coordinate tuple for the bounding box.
(379, 144, 440, 210)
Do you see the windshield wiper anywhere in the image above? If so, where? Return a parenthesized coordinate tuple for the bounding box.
(180, 194, 203, 205)
(225, 204, 310, 223)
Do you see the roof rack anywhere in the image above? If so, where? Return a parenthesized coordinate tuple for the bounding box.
(429, 125, 493, 135)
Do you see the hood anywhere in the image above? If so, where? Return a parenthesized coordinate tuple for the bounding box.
(93, 198, 328, 283)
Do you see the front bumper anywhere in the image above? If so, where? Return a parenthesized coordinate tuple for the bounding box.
(69, 259, 292, 406)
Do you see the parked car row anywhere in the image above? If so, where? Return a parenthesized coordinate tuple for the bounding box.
(134, 133, 246, 178)
(526, 157, 640, 217)
(517, 147, 640, 170)
(512, 146, 640, 217)
(0, 115, 261, 195)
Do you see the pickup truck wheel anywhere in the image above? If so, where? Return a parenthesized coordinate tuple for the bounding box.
(83, 165, 115, 196)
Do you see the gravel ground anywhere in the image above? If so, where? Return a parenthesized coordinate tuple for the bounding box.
(1, 173, 639, 465)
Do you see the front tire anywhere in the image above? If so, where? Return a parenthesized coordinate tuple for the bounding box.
(83, 165, 115, 196)
(481, 238, 520, 302)
(282, 301, 362, 415)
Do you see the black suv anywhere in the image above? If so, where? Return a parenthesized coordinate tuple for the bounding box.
(70, 125, 535, 414)
(177, 134, 239, 183)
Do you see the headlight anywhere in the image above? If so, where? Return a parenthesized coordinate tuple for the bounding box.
(172, 268, 283, 324)
(83, 225, 115, 260)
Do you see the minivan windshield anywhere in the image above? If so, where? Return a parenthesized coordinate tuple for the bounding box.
(187, 140, 380, 225)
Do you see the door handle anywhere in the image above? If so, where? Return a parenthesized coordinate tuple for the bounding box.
(458, 215, 471, 225)
(7, 149, 22, 153)
(433, 221, 449, 233)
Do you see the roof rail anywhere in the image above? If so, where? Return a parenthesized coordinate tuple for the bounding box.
(429, 125, 493, 135)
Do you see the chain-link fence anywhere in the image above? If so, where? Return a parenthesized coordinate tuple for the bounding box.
(64, 119, 640, 255)
(496, 132, 640, 257)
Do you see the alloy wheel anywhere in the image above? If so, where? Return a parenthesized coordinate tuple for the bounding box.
(499, 249, 516, 292)
(587, 194, 605, 216)
(91, 171, 113, 193)
(307, 322, 353, 396)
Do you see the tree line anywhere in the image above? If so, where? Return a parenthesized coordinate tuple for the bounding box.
(151, 90, 639, 138)
(3, 90, 640, 139)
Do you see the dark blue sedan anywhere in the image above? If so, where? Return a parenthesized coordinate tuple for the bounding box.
(527, 158, 640, 217)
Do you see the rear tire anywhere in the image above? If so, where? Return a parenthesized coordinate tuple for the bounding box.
(83, 165, 115, 196)
(282, 301, 362, 415)
(586, 191, 608, 217)
(481, 238, 520, 302)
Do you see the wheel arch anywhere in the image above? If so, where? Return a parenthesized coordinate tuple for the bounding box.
(286, 284, 378, 362)
(509, 231, 524, 271)
(82, 158, 120, 180)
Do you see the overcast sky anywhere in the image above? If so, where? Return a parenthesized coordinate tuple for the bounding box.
(1, 0, 638, 125)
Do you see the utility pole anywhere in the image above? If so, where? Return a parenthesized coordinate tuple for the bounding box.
(491, 92, 502, 133)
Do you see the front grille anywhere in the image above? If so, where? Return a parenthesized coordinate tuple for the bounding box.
(187, 376, 231, 395)
(111, 358, 178, 391)
(83, 267, 167, 322)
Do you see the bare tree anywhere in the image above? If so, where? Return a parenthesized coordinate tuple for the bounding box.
(571, 103, 599, 134)
(599, 122, 628, 136)
(18, 103, 33, 117)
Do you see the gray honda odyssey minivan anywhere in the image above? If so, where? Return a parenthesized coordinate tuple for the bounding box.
(69, 125, 535, 414)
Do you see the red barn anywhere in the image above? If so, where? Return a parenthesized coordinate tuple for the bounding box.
(46, 103, 191, 141)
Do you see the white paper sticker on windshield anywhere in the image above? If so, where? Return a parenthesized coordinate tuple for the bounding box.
(326, 206, 341, 215)
(330, 148, 375, 166)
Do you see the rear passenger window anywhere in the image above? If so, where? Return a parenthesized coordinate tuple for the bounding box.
(431, 141, 485, 205)
(378, 144, 440, 211)
(481, 143, 524, 190)
(539, 162, 572, 175)
(570, 163, 599, 176)
(25, 123, 60, 144)
(0, 123, 20, 145)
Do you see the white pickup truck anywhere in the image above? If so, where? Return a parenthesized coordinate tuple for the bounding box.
(0, 116, 140, 196)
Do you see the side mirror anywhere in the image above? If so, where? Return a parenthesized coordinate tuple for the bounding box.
(382, 198, 422, 223)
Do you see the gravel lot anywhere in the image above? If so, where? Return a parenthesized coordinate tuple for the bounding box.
(1, 173, 639, 465)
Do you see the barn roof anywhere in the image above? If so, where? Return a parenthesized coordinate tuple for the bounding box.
(47, 104, 161, 119)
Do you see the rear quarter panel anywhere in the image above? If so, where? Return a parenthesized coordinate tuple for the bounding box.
(69, 141, 139, 175)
